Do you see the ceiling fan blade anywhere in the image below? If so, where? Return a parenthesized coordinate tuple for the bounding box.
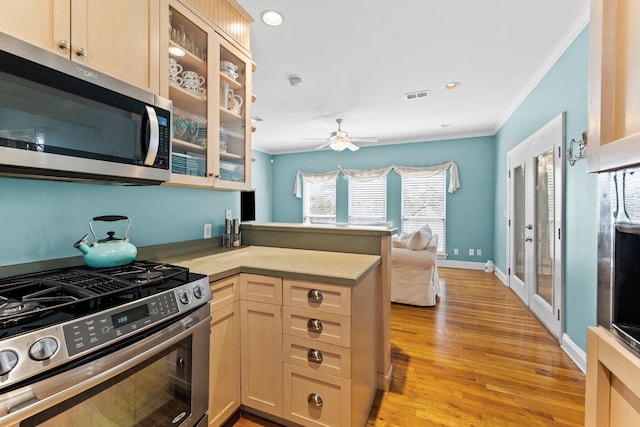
(303, 137, 330, 141)
(315, 142, 332, 150)
(346, 142, 360, 151)
(349, 137, 378, 143)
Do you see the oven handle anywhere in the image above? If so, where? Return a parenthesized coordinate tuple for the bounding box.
(0, 306, 210, 426)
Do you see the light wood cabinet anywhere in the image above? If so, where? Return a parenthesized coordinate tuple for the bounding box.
(281, 277, 377, 427)
(239, 274, 283, 417)
(209, 276, 241, 427)
(223, 272, 378, 426)
(162, 0, 253, 190)
(586, 326, 640, 426)
(588, 0, 640, 172)
(0, 0, 160, 92)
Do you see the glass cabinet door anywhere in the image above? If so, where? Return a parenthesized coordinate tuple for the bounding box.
(217, 37, 251, 189)
(167, 5, 210, 183)
(163, 1, 253, 190)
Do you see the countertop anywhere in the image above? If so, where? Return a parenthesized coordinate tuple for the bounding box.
(160, 245, 381, 286)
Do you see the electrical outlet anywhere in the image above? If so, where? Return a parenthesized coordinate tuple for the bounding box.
(203, 223, 212, 239)
(225, 210, 232, 220)
(477, 249, 482, 256)
(469, 249, 474, 256)
(453, 248, 459, 255)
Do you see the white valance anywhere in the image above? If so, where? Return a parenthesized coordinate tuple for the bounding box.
(393, 162, 460, 193)
(294, 162, 460, 198)
(294, 169, 340, 198)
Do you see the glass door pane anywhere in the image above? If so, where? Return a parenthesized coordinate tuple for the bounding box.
(535, 149, 555, 306)
(219, 45, 246, 183)
(514, 164, 526, 282)
(169, 7, 208, 178)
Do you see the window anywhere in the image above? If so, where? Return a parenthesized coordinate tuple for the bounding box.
(401, 172, 446, 254)
(348, 176, 387, 224)
(303, 178, 336, 223)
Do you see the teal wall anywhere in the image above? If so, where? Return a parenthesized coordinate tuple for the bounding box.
(493, 26, 595, 349)
(271, 136, 496, 263)
(0, 148, 273, 267)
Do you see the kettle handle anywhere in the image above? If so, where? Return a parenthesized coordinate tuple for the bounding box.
(93, 215, 128, 222)
(89, 215, 132, 243)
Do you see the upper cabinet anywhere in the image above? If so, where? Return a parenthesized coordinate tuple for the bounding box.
(161, 0, 254, 191)
(0, 0, 161, 93)
(588, 0, 640, 172)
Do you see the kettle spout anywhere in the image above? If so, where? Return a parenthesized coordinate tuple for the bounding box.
(73, 234, 92, 255)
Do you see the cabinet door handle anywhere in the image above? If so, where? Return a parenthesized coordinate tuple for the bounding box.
(58, 40, 70, 50)
(75, 47, 87, 57)
(307, 318, 323, 333)
(307, 349, 323, 364)
(307, 393, 323, 408)
(307, 289, 323, 303)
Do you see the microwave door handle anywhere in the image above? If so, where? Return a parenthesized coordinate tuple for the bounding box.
(143, 105, 159, 166)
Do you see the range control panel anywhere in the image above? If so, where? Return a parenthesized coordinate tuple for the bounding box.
(63, 292, 179, 357)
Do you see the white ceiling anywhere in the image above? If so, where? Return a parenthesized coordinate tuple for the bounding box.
(235, 0, 589, 155)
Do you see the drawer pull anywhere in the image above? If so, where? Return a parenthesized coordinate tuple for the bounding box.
(307, 318, 323, 333)
(307, 393, 323, 408)
(307, 349, 323, 363)
(307, 289, 324, 303)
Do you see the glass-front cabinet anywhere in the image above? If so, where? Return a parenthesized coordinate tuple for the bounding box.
(161, 0, 252, 190)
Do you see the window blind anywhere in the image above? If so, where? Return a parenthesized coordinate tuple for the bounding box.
(303, 178, 336, 223)
(401, 172, 446, 253)
(348, 176, 387, 224)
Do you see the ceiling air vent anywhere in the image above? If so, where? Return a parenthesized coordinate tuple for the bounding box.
(404, 90, 430, 100)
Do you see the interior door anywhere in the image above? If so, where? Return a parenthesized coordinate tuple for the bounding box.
(507, 113, 564, 339)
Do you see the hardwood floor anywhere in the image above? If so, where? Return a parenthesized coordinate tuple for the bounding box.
(232, 267, 585, 426)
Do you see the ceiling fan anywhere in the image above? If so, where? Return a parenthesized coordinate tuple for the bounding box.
(306, 119, 378, 152)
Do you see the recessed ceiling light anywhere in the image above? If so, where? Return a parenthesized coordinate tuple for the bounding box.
(441, 122, 451, 127)
(444, 81, 461, 90)
(261, 10, 284, 26)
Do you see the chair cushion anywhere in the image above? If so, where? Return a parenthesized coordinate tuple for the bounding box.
(406, 225, 432, 250)
(392, 232, 410, 248)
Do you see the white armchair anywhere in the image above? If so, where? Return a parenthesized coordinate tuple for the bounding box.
(391, 228, 440, 306)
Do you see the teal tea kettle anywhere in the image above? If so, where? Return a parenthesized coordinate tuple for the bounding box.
(74, 215, 137, 268)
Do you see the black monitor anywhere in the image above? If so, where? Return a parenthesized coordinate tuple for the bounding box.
(240, 190, 256, 222)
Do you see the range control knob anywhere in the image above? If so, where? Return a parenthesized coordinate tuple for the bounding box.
(193, 285, 203, 300)
(29, 337, 59, 361)
(0, 350, 18, 375)
(179, 290, 191, 305)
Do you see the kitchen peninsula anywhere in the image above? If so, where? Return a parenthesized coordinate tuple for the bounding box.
(161, 243, 386, 427)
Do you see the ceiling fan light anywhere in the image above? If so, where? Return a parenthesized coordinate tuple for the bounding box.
(329, 141, 347, 152)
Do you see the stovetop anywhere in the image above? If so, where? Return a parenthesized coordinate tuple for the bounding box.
(0, 261, 196, 339)
(0, 260, 211, 393)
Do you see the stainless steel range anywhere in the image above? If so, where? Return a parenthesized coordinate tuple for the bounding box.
(0, 261, 212, 427)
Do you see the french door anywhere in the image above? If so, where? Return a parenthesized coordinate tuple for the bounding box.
(507, 113, 564, 339)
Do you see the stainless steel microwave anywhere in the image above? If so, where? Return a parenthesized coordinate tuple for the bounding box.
(0, 32, 172, 185)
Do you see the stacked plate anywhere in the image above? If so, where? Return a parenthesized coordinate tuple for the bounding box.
(172, 153, 205, 176)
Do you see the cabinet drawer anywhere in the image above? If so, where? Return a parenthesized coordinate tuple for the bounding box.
(283, 307, 350, 347)
(283, 335, 351, 379)
(283, 364, 351, 427)
(210, 276, 238, 312)
(283, 279, 351, 316)
(240, 274, 282, 304)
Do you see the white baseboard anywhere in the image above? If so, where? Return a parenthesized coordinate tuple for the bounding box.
(438, 260, 485, 270)
(561, 333, 586, 373)
(494, 267, 508, 287)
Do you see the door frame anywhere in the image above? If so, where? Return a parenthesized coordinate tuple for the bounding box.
(506, 112, 565, 340)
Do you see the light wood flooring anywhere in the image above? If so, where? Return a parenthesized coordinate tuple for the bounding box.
(233, 267, 586, 426)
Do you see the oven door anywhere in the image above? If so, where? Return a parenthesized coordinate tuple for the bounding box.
(0, 305, 209, 427)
